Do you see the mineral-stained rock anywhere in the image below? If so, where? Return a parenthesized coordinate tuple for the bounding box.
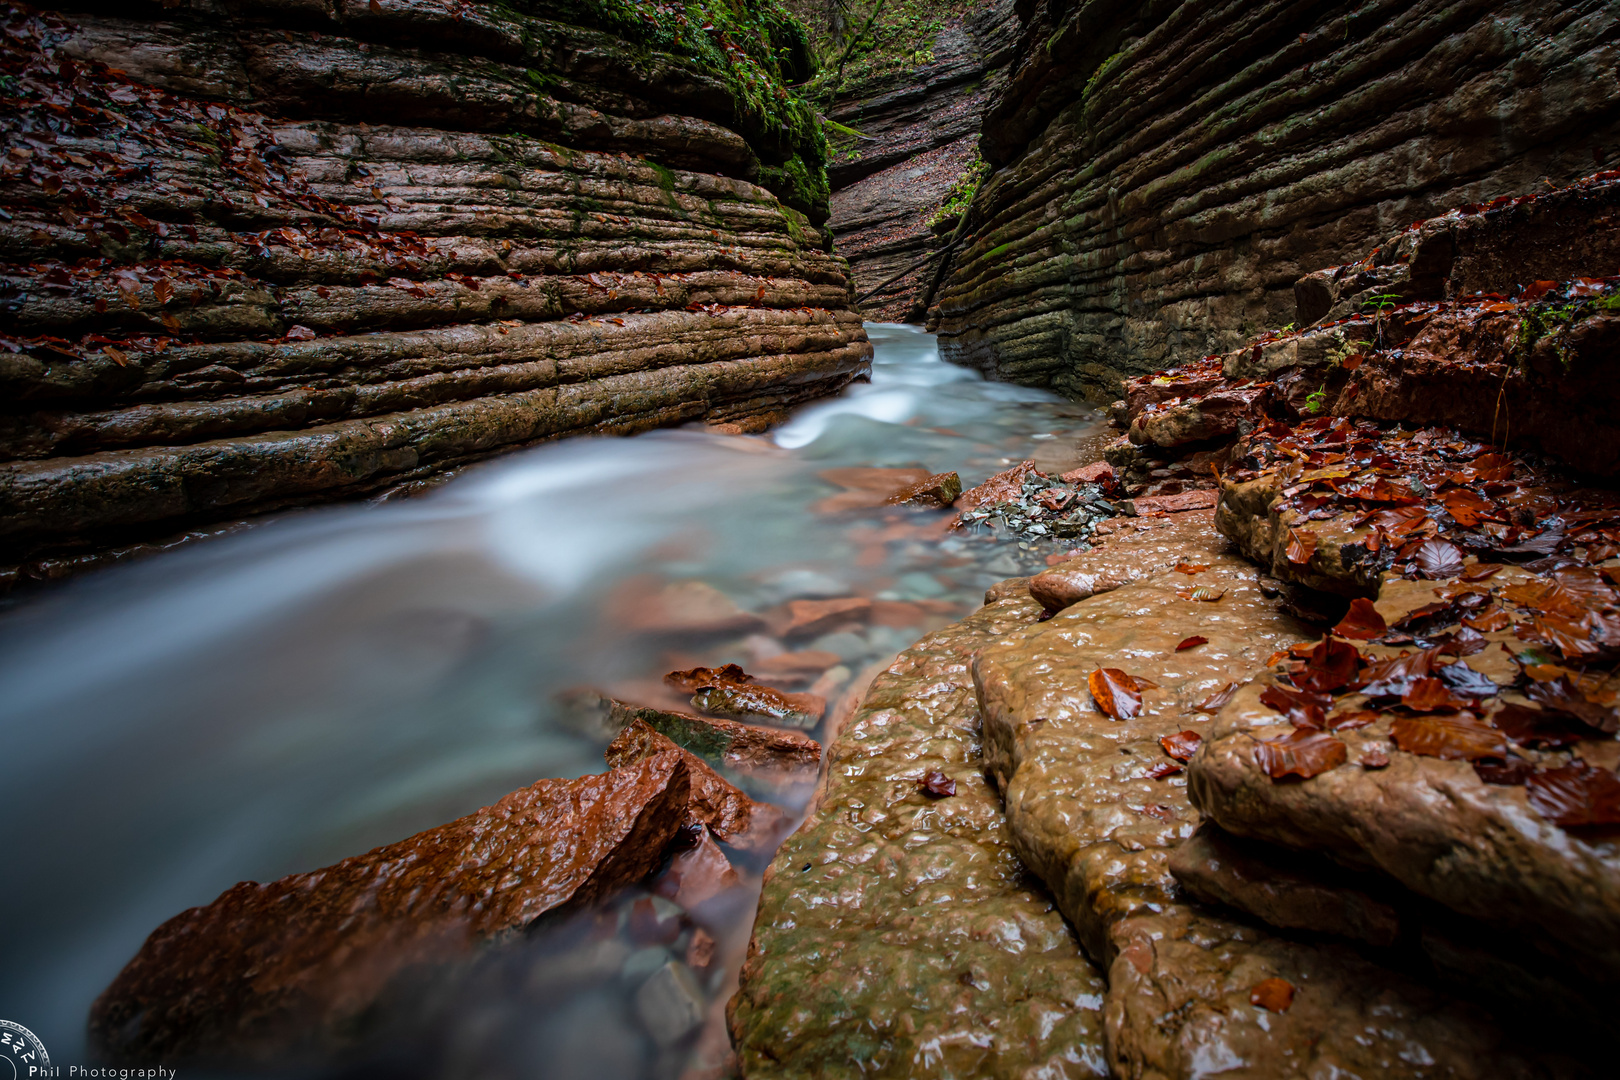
(957, 460, 1040, 510)
(89, 750, 694, 1064)
(1188, 677, 1620, 992)
(690, 682, 825, 731)
(605, 719, 789, 853)
(971, 513, 1565, 1077)
(601, 698, 822, 780)
(777, 596, 873, 638)
(931, 0, 1620, 400)
(730, 590, 1111, 1078)
(883, 470, 961, 508)
(0, 0, 868, 586)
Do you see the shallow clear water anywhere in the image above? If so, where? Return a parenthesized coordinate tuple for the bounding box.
(0, 324, 1103, 1074)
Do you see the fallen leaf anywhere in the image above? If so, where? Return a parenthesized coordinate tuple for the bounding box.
(918, 770, 956, 798)
(1401, 677, 1470, 712)
(1463, 606, 1513, 632)
(1360, 744, 1391, 769)
(1260, 684, 1331, 729)
(1175, 635, 1208, 651)
(1390, 714, 1505, 760)
(1196, 681, 1238, 712)
(1143, 761, 1183, 779)
(1089, 668, 1143, 720)
(1255, 729, 1347, 779)
(284, 324, 316, 341)
(1160, 730, 1202, 762)
(1329, 709, 1380, 731)
(1285, 528, 1318, 564)
(1460, 563, 1504, 582)
(1526, 761, 1620, 826)
(1441, 489, 1495, 527)
(1179, 586, 1226, 602)
(1489, 703, 1586, 749)
(1413, 539, 1467, 579)
(1138, 803, 1176, 821)
(1174, 562, 1210, 575)
(1474, 757, 1536, 785)
(1295, 637, 1361, 693)
(1525, 676, 1620, 733)
(1250, 977, 1296, 1012)
(1334, 598, 1387, 640)
(1435, 661, 1499, 699)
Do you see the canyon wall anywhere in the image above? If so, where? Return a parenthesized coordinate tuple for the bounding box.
(0, 0, 869, 587)
(930, 0, 1620, 399)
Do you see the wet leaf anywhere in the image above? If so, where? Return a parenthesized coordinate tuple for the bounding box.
(1401, 677, 1470, 712)
(1525, 676, 1620, 733)
(1178, 586, 1226, 602)
(1328, 709, 1380, 731)
(1359, 647, 1444, 698)
(1255, 729, 1347, 779)
(1089, 668, 1143, 720)
(918, 770, 957, 798)
(1460, 563, 1504, 582)
(1260, 684, 1331, 729)
(1196, 681, 1238, 712)
(1174, 562, 1210, 575)
(1143, 761, 1183, 780)
(1295, 637, 1361, 693)
(1390, 714, 1505, 760)
(1442, 489, 1495, 527)
(1285, 527, 1318, 565)
(1413, 539, 1466, 579)
(1160, 730, 1202, 762)
(1474, 757, 1535, 785)
(1333, 598, 1386, 640)
(1436, 661, 1499, 699)
(1463, 606, 1513, 632)
(1526, 762, 1620, 827)
(1527, 614, 1601, 660)
(1249, 977, 1296, 1012)
(1176, 635, 1208, 651)
(1489, 703, 1587, 749)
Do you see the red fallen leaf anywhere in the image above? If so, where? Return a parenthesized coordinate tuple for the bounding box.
(1528, 614, 1601, 660)
(918, 770, 956, 798)
(1255, 729, 1347, 779)
(1143, 761, 1183, 780)
(1175, 635, 1208, 651)
(1474, 757, 1536, 785)
(1413, 539, 1467, 579)
(1460, 563, 1504, 582)
(1489, 703, 1586, 749)
(1250, 977, 1296, 1012)
(102, 345, 128, 367)
(1392, 600, 1459, 631)
(1401, 677, 1470, 712)
(1334, 598, 1387, 640)
(1138, 803, 1176, 821)
(1174, 562, 1210, 575)
(1260, 684, 1331, 729)
(1463, 606, 1514, 632)
(1285, 528, 1318, 565)
(1160, 730, 1203, 762)
(1295, 637, 1361, 693)
(1329, 709, 1380, 731)
(1360, 744, 1391, 769)
(1196, 681, 1238, 712)
(1525, 676, 1620, 733)
(1359, 646, 1445, 698)
(1089, 668, 1143, 720)
(1521, 280, 1558, 301)
(1390, 714, 1505, 760)
(1527, 761, 1620, 826)
(1440, 489, 1495, 527)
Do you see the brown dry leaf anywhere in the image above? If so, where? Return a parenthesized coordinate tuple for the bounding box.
(1526, 762, 1620, 827)
(918, 770, 956, 798)
(1089, 668, 1143, 720)
(1489, 703, 1586, 749)
(1285, 528, 1319, 565)
(1295, 637, 1361, 693)
(1260, 684, 1331, 729)
(1175, 635, 1209, 651)
(1463, 606, 1513, 633)
(1160, 730, 1203, 762)
(1390, 714, 1505, 760)
(1400, 677, 1470, 713)
(1329, 709, 1380, 731)
(1525, 676, 1620, 733)
(1334, 598, 1386, 640)
(1250, 978, 1296, 1012)
(1254, 729, 1347, 779)
(1460, 563, 1504, 582)
(1442, 489, 1495, 527)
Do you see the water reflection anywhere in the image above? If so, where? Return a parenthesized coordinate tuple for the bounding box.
(0, 324, 1101, 1073)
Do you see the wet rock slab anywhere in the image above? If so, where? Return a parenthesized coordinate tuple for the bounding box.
(730, 591, 1110, 1077)
(970, 511, 1571, 1077)
(90, 751, 700, 1064)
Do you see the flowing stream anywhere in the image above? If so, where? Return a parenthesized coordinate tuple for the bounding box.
(0, 324, 1105, 1076)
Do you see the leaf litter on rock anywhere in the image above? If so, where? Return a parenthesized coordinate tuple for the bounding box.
(1254, 729, 1347, 779)
(1089, 668, 1143, 720)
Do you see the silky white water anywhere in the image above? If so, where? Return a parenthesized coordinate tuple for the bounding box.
(0, 324, 1102, 1074)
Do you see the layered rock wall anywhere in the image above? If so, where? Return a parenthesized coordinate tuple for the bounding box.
(0, 0, 869, 586)
(930, 0, 1620, 398)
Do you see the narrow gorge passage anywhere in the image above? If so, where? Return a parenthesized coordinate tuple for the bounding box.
(0, 325, 1103, 1075)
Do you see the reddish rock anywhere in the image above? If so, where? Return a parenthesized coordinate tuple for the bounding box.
(1128, 489, 1219, 515)
(817, 467, 932, 493)
(883, 471, 962, 508)
(748, 650, 843, 682)
(653, 828, 741, 910)
(605, 719, 789, 852)
(691, 683, 825, 730)
(957, 460, 1041, 511)
(609, 579, 766, 635)
(1059, 461, 1116, 487)
(778, 596, 873, 637)
(89, 752, 694, 1064)
(602, 698, 822, 779)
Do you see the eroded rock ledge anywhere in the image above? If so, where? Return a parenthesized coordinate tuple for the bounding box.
(0, 0, 868, 588)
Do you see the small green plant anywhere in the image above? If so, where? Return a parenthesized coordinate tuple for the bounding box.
(1277, 322, 1296, 335)
(925, 152, 988, 230)
(1363, 292, 1401, 316)
(1326, 332, 1365, 368)
(1305, 384, 1330, 414)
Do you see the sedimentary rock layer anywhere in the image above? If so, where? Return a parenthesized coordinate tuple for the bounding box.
(821, 1, 1018, 321)
(931, 0, 1620, 398)
(730, 592, 1111, 1078)
(0, 0, 867, 585)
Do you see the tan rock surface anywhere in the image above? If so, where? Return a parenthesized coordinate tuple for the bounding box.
(972, 512, 1565, 1077)
(730, 591, 1111, 1078)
